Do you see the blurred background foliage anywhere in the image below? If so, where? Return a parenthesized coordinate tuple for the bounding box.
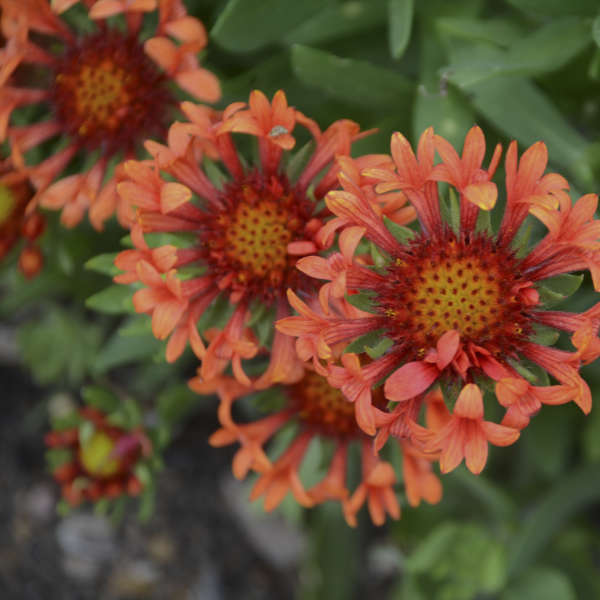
(3, 0, 600, 598)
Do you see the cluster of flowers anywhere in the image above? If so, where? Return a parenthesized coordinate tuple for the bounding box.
(3, 1, 599, 525)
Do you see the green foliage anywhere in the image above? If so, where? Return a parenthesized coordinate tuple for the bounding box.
(389, 0, 414, 59)
(211, 0, 323, 52)
(501, 567, 577, 600)
(344, 290, 378, 313)
(405, 522, 507, 599)
(291, 45, 414, 109)
(538, 274, 584, 306)
(18, 307, 103, 386)
(86, 284, 136, 314)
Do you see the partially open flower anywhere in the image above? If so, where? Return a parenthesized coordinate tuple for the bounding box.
(0, 0, 220, 229)
(192, 368, 442, 527)
(0, 159, 44, 277)
(45, 406, 152, 506)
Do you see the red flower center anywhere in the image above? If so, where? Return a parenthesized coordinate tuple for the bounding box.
(50, 31, 173, 155)
(289, 371, 386, 439)
(378, 231, 531, 353)
(289, 371, 360, 438)
(202, 171, 312, 301)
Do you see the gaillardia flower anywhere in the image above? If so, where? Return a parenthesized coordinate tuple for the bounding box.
(278, 126, 600, 473)
(45, 406, 152, 506)
(0, 159, 45, 277)
(191, 366, 442, 527)
(0, 0, 220, 228)
(114, 90, 389, 388)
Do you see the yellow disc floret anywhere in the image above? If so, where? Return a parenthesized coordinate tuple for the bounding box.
(0, 183, 16, 225)
(224, 198, 292, 278)
(409, 253, 501, 341)
(78, 431, 121, 478)
(378, 231, 531, 353)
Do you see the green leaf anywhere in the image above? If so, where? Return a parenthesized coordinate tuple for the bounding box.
(593, 15, 600, 48)
(447, 19, 591, 86)
(524, 406, 575, 480)
(504, 0, 599, 18)
(345, 291, 378, 313)
(541, 273, 584, 296)
(285, 0, 387, 46)
(81, 386, 120, 413)
(56, 499, 72, 517)
(507, 464, 600, 578)
(369, 242, 388, 268)
(404, 522, 460, 573)
(506, 358, 542, 384)
(383, 215, 415, 243)
(109, 398, 142, 429)
(299, 503, 361, 600)
(286, 140, 315, 183)
(134, 463, 153, 488)
(365, 337, 394, 359)
(582, 400, 600, 461)
(291, 45, 414, 108)
(252, 305, 276, 348)
(502, 567, 576, 600)
(46, 448, 73, 471)
(344, 328, 385, 354)
(538, 274, 584, 307)
(414, 86, 476, 151)
(94, 498, 110, 516)
(78, 421, 95, 446)
(436, 16, 524, 47)
(449, 468, 516, 522)
(157, 384, 203, 428)
(85, 253, 120, 277)
(463, 75, 592, 186)
(530, 324, 560, 346)
(505, 18, 591, 74)
(18, 308, 103, 386)
(94, 331, 162, 374)
(138, 488, 156, 522)
(86, 285, 136, 315)
(440, 187, 461, 233)
(389, 0, 414, 59)
(211, 0, 322, 52)
(390, 574, 427, 600)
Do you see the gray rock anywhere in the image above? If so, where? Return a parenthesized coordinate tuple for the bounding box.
(219, 475, 306, 571)
(56, 514, 116, 582)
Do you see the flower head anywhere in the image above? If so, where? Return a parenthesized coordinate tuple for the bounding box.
(0, 159, 44, 277)
(0, 0, 220, 228)
(114, 90, 379, 388)
(45, 406, 152, 506)
(278, 125, 597, 474)
(192, 367, 441, 527)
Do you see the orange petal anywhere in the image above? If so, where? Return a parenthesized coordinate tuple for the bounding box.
(481, 421, 520, 447)
(453, 384, 484, 420)
(464, 425, 488, 474)
(160, 182, 191, 213)
(164, 17, 207, 45)
(384, 361, 439, 402)
(144, 37, 178, 72)
(175, 69, 222, 103)
(463, 181, 497, 210)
